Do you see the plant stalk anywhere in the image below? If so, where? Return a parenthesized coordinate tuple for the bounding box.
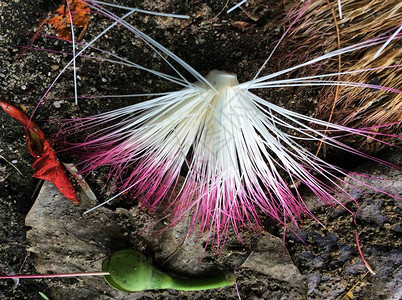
(0, 271, 109, 280)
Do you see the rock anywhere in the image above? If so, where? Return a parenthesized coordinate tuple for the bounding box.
(25, 181, 137, 300)
(355, 198, 387, 227)
(242, 233, 307, 299)
(287, 150, 402, 300)
(307, 272, 321, 295)
(304, 150, 401, 211)
(25, 181, 308, 299)
(25, 182, 238, 299)
(132, 215, 217, 276)
(343, 150, 401, 199)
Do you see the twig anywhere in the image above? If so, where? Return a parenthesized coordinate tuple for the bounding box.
(17, 253, 30, 274)
(215, 0, 230, 19)
(0, 154, 23, 176)
(338, 271, 369, 300)
(315, 0, 342, 157)
(31, 180, 44, 201)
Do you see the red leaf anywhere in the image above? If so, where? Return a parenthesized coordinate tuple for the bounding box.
(0, 99, 78, 204)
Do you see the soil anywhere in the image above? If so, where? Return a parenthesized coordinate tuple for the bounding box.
(0, 0, 400, 299)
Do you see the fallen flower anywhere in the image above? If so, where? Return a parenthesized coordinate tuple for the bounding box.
(38, 0, 90, 42)
(0, 99, 77, 204)
(61, 65, 401, 246)
(52, 1, 401, 248)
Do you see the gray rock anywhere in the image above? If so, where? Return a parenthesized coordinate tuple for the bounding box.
(289, 151, 402, 300)
(25, 181, 138, 300)
(128, 207, 216, 276)
(242, 233, 307, 299)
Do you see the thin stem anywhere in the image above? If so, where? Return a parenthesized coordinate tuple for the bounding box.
(374, 24, 402, 59)
(65, 0, 78, 105)
(227, 0, 248, 13)
(0, 271, 109, 280)
(0, 154, 23, 175)
(91, 0, 190, 19)
(315, 0, 342, 156)
(354, 216, 375, 275)
(170, 273, 236, 291)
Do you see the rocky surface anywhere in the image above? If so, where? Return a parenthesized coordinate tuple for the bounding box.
(21, 150, 402, 300)
(24, 181, 307, 299)
(287, 151, 401, 300)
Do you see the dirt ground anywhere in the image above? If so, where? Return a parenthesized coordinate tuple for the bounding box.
(0, 0, 401, 299)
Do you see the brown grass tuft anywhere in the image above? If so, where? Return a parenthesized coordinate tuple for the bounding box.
(281, 0, 401, 150)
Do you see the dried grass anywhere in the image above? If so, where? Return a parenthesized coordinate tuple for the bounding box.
(282, 0, 401, 149)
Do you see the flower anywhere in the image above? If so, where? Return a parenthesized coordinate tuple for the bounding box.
(55, 1, 401, 247)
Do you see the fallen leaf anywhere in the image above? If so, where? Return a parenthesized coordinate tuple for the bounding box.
(47, 0, 90, 41)
(18, 0, 90, 58)
(232, 21, 256, 30)
(38, 292, 50, 300)
(0, 99, 78, 204)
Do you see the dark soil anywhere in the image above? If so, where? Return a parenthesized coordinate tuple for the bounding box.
(0, 0, 400, 299)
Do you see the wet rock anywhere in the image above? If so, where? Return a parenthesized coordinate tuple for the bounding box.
(345, 262, 367, 275)
(343, 151, 401, 199)
(304, 150, 402, 211)
(25, 182, 261, 299)
(125, 208, 308, 298)
(392, 224, 402, 233)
